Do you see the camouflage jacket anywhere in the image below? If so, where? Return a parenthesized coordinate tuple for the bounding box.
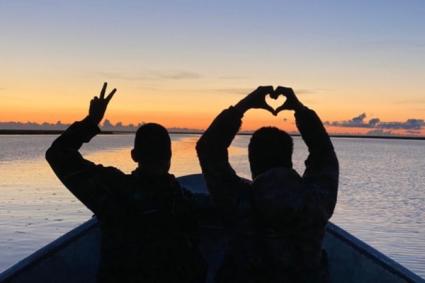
(46, 117, 206, 283)
(196, 106, 339, 283)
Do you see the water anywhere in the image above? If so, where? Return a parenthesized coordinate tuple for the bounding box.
(0, 134, 424, 277)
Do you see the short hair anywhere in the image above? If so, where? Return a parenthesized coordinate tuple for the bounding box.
(248, 127, 293, 177)
(134, 123, 171, 163)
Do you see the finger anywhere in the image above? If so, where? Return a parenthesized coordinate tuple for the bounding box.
(258, 85, 274, 96)
(100, 82, 107, 99)
(276, 86, 296, 98)
(286, 87, 295, 97)
(275, 86, 288, 96)
(274, 104, 288, 115)
(106, 88, 116, 102)
(270, 89, 279, 99)
(262, 103, 275, 115)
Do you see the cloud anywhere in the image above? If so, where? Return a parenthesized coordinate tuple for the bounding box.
(99, 70, 201, 81)
(326, 113, 376, 128)
(367, 129, 394, 136)
(208, 88, 251, 95)
(0, 121, 70, 130)
(368, 118, 381, 127)
(326, 113, 425, 130)
(295, 89, 315, 95)
(0, 120, 201, 133)
(379, 119, 425, 130)
(153, 70, 201, 80)
(295, 88, 329, 95)
(406, 130, 422, 135)
(218, 75, 249, 80)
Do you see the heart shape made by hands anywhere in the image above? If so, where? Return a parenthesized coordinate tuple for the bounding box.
(265, 93, 286, 112)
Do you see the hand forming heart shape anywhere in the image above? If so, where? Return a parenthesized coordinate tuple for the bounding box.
(264, 86, 301, 115)
(265, 93, 287, 114)
(236, 86, 300, 116)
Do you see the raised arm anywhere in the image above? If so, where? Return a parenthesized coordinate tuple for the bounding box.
(196, 86, 274, 222)
(275, 86, 339, 218)
(46, 83, 121, 214)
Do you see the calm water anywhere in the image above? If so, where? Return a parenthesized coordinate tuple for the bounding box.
(0, 134, 424, 277)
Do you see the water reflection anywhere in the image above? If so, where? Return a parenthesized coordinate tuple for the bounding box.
(0, 134, 424, 277)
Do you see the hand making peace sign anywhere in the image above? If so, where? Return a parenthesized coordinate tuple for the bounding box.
(88, 82, 116, 125)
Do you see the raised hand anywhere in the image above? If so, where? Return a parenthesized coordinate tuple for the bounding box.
(273, 86, 304, 115)
(88, 82, 116, 125)
(235, 86, 275, 115)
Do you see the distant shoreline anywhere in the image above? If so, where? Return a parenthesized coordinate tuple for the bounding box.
(1, 129, 425, 140)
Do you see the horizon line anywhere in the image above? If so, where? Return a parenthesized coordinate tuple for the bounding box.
(1, 129, 424, 141)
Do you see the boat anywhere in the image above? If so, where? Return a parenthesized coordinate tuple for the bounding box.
(0, 174, 423, 283)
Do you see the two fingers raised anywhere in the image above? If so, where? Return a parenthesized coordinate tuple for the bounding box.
(99, 82, 116, 102)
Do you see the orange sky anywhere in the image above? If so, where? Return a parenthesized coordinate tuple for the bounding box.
(1, 85, 424, 136)
(1, 81, 424, 136)
(1, 2, 424, 136)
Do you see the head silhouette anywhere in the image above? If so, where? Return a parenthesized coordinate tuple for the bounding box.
(131, 123, 172, 175)
(248, 127, 293, 179)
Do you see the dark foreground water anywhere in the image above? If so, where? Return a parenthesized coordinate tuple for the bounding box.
(0, 134, 424, 277)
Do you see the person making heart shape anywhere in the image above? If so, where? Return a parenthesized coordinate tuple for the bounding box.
(196, 86, 339, 283)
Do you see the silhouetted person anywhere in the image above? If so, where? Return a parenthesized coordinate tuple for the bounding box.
(196, 86, 339, 283)
(46, 83, 206, 283)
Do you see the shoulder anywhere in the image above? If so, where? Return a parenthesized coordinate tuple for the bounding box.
(90, 165, 128, 185)
(104, 166, 126, 175)
(95, 165, 126, 177)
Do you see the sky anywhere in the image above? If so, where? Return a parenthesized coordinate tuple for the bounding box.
(1, 0, 424, 135)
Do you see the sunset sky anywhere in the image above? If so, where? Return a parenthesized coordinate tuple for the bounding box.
(1, 1, 424, 135)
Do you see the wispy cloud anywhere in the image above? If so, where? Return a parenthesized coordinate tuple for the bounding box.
(153, 70, 201, 80)
(218, 75, 250, 80)
(295, 88, 329, 95)
(207, 88, 251, 95)
(99, 70, 202, 81)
